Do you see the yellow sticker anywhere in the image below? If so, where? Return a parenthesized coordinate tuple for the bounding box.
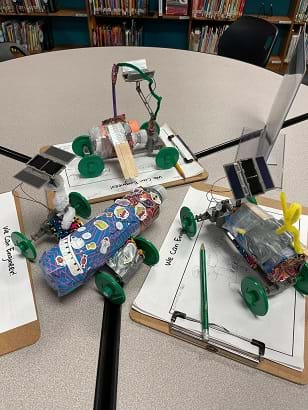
(86, 242, 97, 250)
(94, 220, 109, 231)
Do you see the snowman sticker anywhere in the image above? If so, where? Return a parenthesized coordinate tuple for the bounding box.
(100, 237, 111, 254)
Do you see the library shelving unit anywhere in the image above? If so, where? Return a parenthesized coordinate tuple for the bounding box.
(0, 1, 91, 53)
(0, 1, 307, 74)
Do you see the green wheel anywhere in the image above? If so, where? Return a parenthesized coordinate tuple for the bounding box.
(72, 135, 92, 157)
(155, 147, 179, 170)
(78, 155, 104, 178)
(134, 237, 159, 266)
(180, 206, 197, 238)
(11, 231, 37, 261)
(294, 263, 308, 295)
(241, 276, 269, 316)
(141, 120, 160, 134)
(95, 271, 126, 304)
(69, 192, 91, 218)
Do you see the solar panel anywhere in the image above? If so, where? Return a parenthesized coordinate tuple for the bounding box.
(14, 145, 72, 189)
(14, 168, 50, 188)
(224, 156, 275, 200)
(43, 146, 75, 164)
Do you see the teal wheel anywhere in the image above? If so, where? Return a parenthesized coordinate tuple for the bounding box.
(134, 237, 159, 266)
(140, 120, 160, 134)
(72, 135, 92, 157)
(78, 155, 104, 178)
(69, 192, 91, 218)
(180, 206, 197, 238)
(241, 276, 269, 316)
(11, 231, 37, 261)
(95, 271, 126, 304)
(294, 263, 308, 295)
(155, 147, 179, 170)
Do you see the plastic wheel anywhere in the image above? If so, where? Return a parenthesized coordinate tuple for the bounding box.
(72, 135, 92, 157)
(69, 192, 91, 218)
(180, 206, 197, 238)
(11, 231, 37, 261)
(95, 271, 126, 304)
(241, 276, 269, 316)
(294, 263, 308, 295)
(134, 237, 159, 266)
(155, 147, 179, 170)
(140, 120, 160, 134)
(78, 155, 104, 178)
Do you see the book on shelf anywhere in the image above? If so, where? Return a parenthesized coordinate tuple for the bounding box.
(192, 0, 247, 19)
(89, 0, 148, 17)
(0, 19, 53, 52)
(165, 0, 188, 16)
(189, 24, 228, 53)
(93, 20, 143, 47)
(296, 0, 308, 22)
(0, 0, 57, 13)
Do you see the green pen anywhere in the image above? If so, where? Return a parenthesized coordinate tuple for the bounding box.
(200, 243, 209, 340)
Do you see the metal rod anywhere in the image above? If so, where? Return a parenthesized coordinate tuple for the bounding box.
(93, 298, 122, 410)
(195, 112, 308, 159)
(0, 145, 31, 163)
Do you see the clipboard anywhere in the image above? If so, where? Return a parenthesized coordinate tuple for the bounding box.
(0, 193, 40, 356)
(130, 182, 308, 384)
(39, 146, 208, 206)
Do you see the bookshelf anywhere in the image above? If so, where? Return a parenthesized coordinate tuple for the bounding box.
(0, 1, 307, 74)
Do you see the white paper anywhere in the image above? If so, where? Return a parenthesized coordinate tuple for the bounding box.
(56, 124, 204, 201)
(0, 192, 37, 334)
(133, 186, 306, 371)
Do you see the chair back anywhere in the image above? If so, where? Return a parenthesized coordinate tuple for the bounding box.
(217, 16, 278, 67)
(0, 42, 29, 62)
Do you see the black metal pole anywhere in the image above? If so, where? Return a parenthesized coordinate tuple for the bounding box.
(195, 112, 308, 159)
(94, 298, 122, 410)
(0, 145, 31, 163)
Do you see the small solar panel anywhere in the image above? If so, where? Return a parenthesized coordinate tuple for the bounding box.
(224, 164, 244, 199)
(44, 146, 75, 164)
(256, 157, 274, 189)
(14, 168, 49, 188)
(28, 155, 50, 170)
(41, 160, 64, 176)
(241, 159, 257, 178)
(247, 175, 264, 196)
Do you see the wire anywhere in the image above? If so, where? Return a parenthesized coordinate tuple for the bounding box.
(12, 183, 51, 212)
(205, 176, 231, 204)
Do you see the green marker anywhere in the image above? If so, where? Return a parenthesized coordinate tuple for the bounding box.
(200, 243, 209, 340)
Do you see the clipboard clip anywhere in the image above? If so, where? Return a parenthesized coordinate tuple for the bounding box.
(167, 135, 197, 163)
(170, 311, 265, 363)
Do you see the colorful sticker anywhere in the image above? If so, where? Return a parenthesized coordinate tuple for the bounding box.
(86, 242, 97, 251)
(77, 226, 86, 232)
(114, 206, 129, 220)
(94, 220, 109, 231)
(100, 237, 111, 254)
(82, 232, 92, 240)
(115, 198, 130, 207)
(150, 191, 161, 205)
(55, 255, 66, 266)
(80, 254, 88, 269)
(115, 221, 123, 230)
(71, 237, 85, 249)
(105, 212, 113, 218)
(135, 203, 147, 221)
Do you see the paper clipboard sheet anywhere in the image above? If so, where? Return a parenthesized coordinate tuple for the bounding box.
(132, 186, 307, 371)
(0, 192, 38, 337)
(55, 124, 205, 202)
